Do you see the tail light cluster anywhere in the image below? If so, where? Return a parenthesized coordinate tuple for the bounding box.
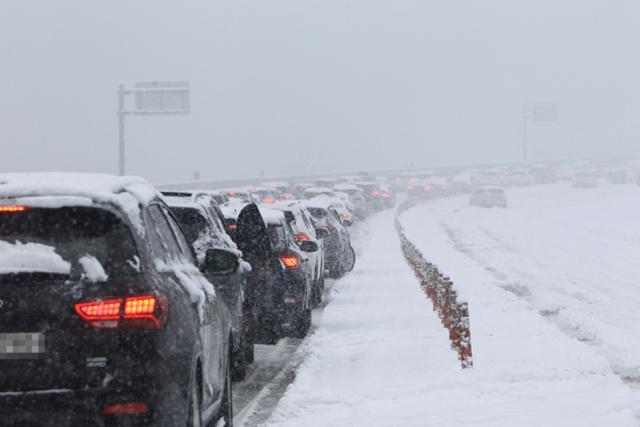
(0, 205, 30, 213)
(75, 295, 167, 329)
(280, 255, 301, 270)
(296, 233, 310, 241)
(371, 191, 380, 197)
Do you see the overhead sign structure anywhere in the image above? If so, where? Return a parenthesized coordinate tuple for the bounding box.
(117, 81, 191, 175)
(133, 81, 190, 115)
(522, 103, 558, 162)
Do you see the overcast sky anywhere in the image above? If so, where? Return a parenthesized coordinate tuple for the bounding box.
(1, 1, 639, 183)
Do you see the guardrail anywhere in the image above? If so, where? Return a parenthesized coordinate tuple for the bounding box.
(395, 197, 473, 369)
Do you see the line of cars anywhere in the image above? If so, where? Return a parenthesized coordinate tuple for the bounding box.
(398, 160, 640, 209)
(0, 172, 393, 426)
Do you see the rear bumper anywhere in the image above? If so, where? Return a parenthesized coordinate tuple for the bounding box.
(0, 355, 191, 426)
(0, 387, 153, 426)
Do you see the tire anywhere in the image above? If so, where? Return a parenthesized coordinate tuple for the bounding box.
(311, 279, 322, 307)
(231, 339, 248, 382)
(243, 336, 254, 365)
(214, 351, 234, 427)
(187, 367, 203, 427)
(343, 246, 356, 273)
(291, 307, 311, 338)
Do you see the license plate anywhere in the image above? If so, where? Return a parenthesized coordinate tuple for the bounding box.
(283, 297, 297, 304)
(0, 333, 45, 359)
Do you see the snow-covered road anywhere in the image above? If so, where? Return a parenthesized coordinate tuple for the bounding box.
(258, 184, 640, 426)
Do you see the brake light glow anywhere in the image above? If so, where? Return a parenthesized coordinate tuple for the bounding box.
(75, 299, 121, 321)
(383, 192, 390, 199)
(423, 185, 432, 191)
(280, 255, 300, 270)
(371, 191, 380, 197)
(296, 233, 310, 241)
(340, 212, 350, 220)
(262, 197, 275, 204)
(227, 191, 236, 196)
(75, 295, 166, 329)
(103, 403, 149, 415)
(0, 205, 29, 213)
(227, 223, 238, 230)
(124, 296, 156, 316)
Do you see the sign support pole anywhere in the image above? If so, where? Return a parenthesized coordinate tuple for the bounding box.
(117, 84, 126, 176)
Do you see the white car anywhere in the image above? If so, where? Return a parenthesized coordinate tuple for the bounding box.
(469, 187, 508, 208)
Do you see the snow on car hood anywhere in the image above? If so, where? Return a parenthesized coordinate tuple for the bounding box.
(0, 241, 71, 275)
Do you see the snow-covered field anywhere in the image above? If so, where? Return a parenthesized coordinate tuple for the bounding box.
(262, 183, 640, 426)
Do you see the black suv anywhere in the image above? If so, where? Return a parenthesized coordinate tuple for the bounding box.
(227, 204, 317, 342)
(0, 173, 233, 426)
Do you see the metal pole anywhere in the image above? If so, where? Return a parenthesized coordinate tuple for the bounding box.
(117, 84, 126, 176)
(522, 106, 528, 162)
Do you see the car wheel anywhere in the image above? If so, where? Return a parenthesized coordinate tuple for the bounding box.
(231, 339, 248, 382)
(292, 307, 311, 338)
(343, 246, 356, 273)
(214, 350, 234, 426)
(187, 368, 203, 427)
(311, 279, 322, 307)
(243, 335, 255, 365)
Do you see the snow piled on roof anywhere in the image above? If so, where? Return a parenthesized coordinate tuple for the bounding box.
(0, 173, 158, 235)
(0, 241, 71, 275)
(259, 207, 285, 225)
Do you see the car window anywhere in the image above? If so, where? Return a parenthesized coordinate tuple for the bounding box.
(147, 204, 184, 263)
(266, 224, 287, 252)
(161, 206, 197, 264)
(0, 206, 138, 279)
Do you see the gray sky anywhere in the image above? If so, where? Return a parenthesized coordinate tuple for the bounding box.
(1, 1, 639, 183)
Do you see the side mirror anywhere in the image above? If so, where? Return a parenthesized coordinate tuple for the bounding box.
(203, 249, 239, 275)
(315, 228, 329, 239)
(299, 240, 319, 253)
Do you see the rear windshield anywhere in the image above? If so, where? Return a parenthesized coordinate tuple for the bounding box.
(0, 206, 138, 278)
(267, 224, 287, 252)
(169, 207, 208, 246)
(307, 208, 327, 218)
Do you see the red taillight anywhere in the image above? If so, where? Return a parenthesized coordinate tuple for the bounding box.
(423, 185, 432, 191)
(103, 403, 149, 415)
(262, 197, 275, 204)
(280, 255, 300, 270)
(371, 191, 380, 197)
(227, 191, 236, 196)
(340, 212, 350, 220)
(227, 223, 238, 230)
(0, 205, 29, 213)
(383, 192, 390, 199)
(75, 299, 121, 328)
(297, 233, 310, 241)
(74, 295, 166, 329)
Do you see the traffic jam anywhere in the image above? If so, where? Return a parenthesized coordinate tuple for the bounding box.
(0, 172, 393, 426)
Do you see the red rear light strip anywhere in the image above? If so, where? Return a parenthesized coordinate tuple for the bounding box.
(0, 205, 29, 212)
(75, 295, 165, 329)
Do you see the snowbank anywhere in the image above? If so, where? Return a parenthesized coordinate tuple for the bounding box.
(266, 202, 638, 426)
